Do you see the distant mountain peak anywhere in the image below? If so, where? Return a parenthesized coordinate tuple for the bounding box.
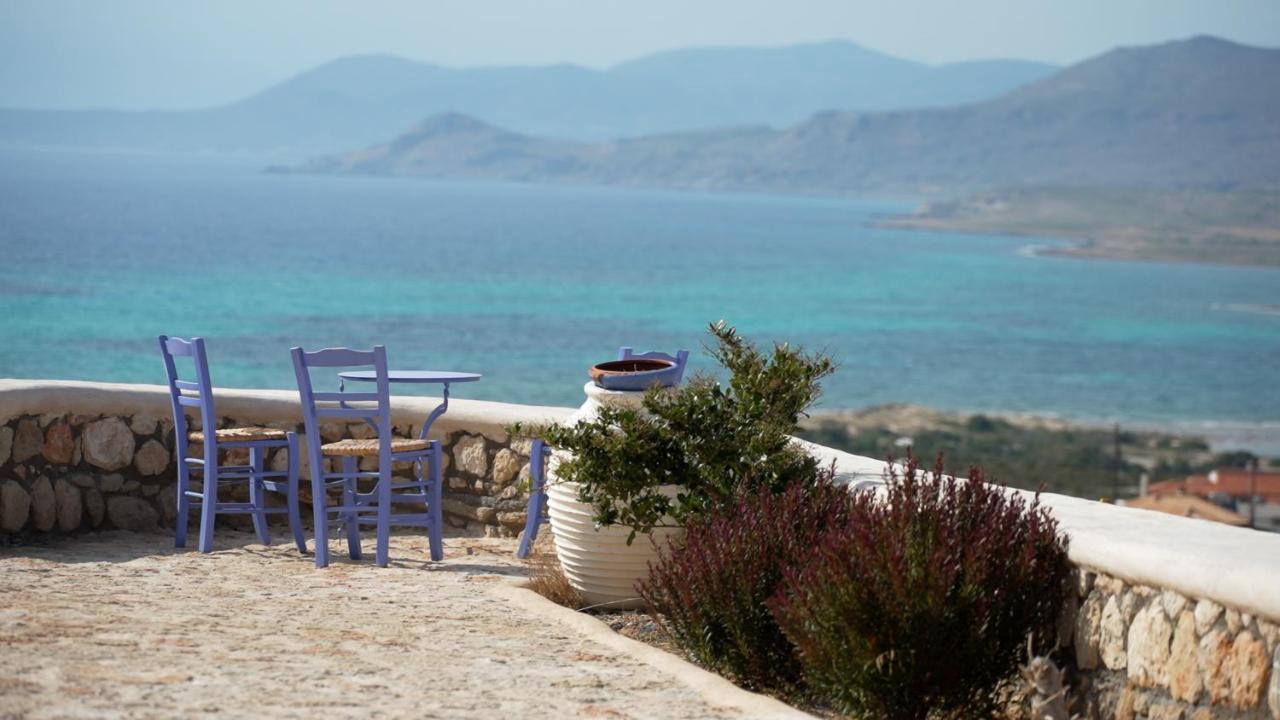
(1004, 32, 1280, 108)
(410, 112, 495, 135)
(314, 52, 422, 67)
(1178, 34, 1246, 48)
(1099, 33, 1262, 62)
(273, 53, 433, 82)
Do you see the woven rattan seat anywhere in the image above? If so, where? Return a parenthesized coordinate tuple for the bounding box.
(189, 427, 287, 443)
(321, 438, 431, 457)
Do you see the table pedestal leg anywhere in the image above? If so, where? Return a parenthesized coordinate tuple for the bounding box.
(418, 383, 452, 439)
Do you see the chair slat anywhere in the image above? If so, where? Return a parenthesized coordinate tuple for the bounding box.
(174, 380, 201, 392)
(201, 503, 294, 515)
(163, 337, 195, 356)
(177, 396, 206, 408)
(314, 407, 378, 419)
(301, 347, 378, 367)
(355, 514, 432, 526)
(322, 471, 381, 482)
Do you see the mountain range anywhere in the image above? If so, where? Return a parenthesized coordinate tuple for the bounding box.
(291, 36, 1280, 195)
(0, 41, 1054, 154)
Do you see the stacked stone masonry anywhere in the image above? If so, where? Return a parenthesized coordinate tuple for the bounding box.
(1063, 569, 1280, 720)
(0, 413, 536, 542)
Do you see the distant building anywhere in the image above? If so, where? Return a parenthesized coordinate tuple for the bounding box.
(1143, 468, 1280, 532)
(1123, 494, 1249, 526)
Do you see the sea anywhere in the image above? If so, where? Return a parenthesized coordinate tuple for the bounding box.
(2, 148, 1278, 448)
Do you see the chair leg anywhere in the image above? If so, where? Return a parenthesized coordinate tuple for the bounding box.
(175, 459, 191, 548)
(375, 463, 392, 568)
(428, 443, 444, 562)
(343, 476, 363, 561)
(198, 464, 218, 553)
(286, 433, 306, 553)
(312, 457, 329, 568)
(342, 457, 362, 560)
(516, 491, 547, 559)
(516, 440, 547, 559)
(249, 446, 271, 546)
(412, 458, 430, 494)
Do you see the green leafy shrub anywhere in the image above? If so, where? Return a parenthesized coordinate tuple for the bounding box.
(771, 452, 1071, 720)
(637, 472, 849, 690)
(519, 321, 835, 540)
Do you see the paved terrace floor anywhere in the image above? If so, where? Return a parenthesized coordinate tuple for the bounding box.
(0, 532, 736, 719)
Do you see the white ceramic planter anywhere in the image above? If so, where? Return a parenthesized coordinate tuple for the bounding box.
(545, 382, 684, 609)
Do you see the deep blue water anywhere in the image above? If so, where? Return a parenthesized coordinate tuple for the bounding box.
(1, 147, 1278, 429)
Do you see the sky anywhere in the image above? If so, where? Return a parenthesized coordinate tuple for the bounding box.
(2, 0, 1278, 110)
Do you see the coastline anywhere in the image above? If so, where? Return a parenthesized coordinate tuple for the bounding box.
(804, 403, 1280, 457)
(877, 187, 1280, 268)
(877, 216, 1280, 268)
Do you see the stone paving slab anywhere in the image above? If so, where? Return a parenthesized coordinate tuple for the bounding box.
(0, 531, 737, 719)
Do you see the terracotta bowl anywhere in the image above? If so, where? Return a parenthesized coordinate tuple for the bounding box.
(589, 358, 679, 391)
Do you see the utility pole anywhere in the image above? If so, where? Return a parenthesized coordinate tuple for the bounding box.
(1112, 423, 1122, 501)
(1249, 456, 1258, 529)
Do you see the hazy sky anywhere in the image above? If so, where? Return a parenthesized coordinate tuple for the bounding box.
(3, 0, 1278, 110)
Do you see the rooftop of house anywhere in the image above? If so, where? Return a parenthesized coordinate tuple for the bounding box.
(1147, 468, 1280, 504)
(1122, 493, 1250, 526)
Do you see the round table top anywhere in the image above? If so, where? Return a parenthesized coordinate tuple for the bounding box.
(338, 370, 482, 383)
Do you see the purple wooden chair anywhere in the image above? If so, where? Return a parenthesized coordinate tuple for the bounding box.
(618, 346, 691, 384)
(159, 335, 306, 554)
(515, 346, 689, 558)
(291, 345, 444, 568)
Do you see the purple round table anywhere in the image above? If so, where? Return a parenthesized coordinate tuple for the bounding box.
(338, 370, 481, 439)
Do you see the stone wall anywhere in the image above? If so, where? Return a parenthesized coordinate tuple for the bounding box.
(0, 411, 543, 540)
(1061, 569, 1280, 719)
(0, 380, 572, 543)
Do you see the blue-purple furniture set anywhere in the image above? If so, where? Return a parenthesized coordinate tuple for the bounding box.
(159, 336, 686, 567)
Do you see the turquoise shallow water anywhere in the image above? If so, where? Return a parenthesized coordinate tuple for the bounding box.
(1, 148, 1278, 427)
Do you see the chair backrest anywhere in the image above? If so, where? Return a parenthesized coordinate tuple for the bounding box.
(290, 345, 393, 472)
(158, 335, 218, 453)
(617, 346, 691, 384)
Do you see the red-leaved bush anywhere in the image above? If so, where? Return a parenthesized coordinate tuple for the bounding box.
(637, 470, 850, 690)
(771, 452, 1071, 719)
